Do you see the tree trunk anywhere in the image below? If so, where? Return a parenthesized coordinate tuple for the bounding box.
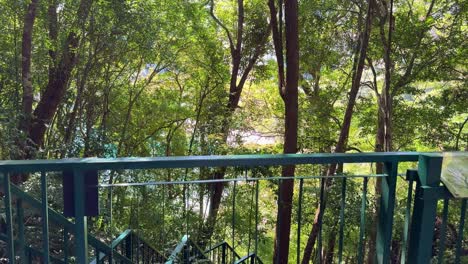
(301, 1, 374, 263)
(200, 0, 270, 246)
(273, 0, 299, 262)
(17, 0, 39, 159)
(27, 0, 92, 150)
(324, 229, 337, 264)
(12, 0, 93, 185)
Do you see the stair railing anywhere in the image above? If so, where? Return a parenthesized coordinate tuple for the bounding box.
(1, 182, 132, 263)
(165, 234, 210, 263)
(90, 229, 167, 263)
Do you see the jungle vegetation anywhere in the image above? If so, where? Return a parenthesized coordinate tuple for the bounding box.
(0, 0, 466, 263)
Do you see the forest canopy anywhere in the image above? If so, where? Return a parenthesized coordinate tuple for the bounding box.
(0, 0, 466, 262)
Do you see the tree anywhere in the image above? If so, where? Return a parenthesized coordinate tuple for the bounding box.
(302, 0, 375, 262)
(200, 0, 270, 245)
(268, 0, 299, 262)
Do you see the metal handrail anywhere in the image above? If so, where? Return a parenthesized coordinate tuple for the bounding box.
(5, 183, 132, 263)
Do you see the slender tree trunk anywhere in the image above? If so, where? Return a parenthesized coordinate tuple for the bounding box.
(302, 1, 374, 263)
(200, 0, 270, 245)
(273, 0, 299, 262)
(324, 229, 337, 264)
(367, 99, 385, 264)
(381, 0, 394, 153)
(267, 0, 285, 98)
(17, 0, 39, 159)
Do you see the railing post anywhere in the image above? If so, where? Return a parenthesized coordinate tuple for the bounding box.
(72, 169, 89, 263)
(17, 198, 26, 262)
(125, 233, 132, 261)
(407, 154, 442, 264)
(376, 161, 398, 264)
(222, 243, 227, 264)
(1, 172, 15, 263)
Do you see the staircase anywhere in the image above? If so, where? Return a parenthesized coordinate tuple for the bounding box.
(0, 182, 263, 263)
(165, 235, 263, 264)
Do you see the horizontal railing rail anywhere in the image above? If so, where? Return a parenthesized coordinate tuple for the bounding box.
(0, 152, 421, 173)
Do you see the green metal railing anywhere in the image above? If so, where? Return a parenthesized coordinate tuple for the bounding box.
(0, 180, 158, 263)
(92, 229, 167, 263)
(165, 235, 209, 263)
(0, 152, 466, 263)
(205, 241, 241, 264)
(204, 241, 263, 264)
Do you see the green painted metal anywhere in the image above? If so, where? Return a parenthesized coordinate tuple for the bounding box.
(358, 177, 368, 263)
(3, 176, 133, 263)
(41, 171, 51, 263)
(400, 174, 414, 264)
(437, 198, 449, 264)
(0, 152, 421, 173)
(2, 172, 15, 262)
(317, 178, 325, 264)
(63, 228, 68, 262)
(454, 199, 466, 263)
(2, 152, 466, 264)
(72, 169, 88, 263)
(255, 180, 259, 262)
(166, 234, 209, 263)
(408, 154, 443, 264)
(0, 233, 67, 264)
(297, 178, 304, 264)
(17, 199, 26, 263)
(338, 177, 346, 264)
(232, 180, 237, 261)
(205, 240, 260, 264)
(234, 253, 264, 264)
(105, 229, 166, 263)
(100, 173, 387, 188)
(376, 161, 398, 264)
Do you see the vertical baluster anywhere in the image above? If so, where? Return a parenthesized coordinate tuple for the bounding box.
(40, 171, 51, 263)
(338, 177, 347, 263)
(317, 177, 325, 264)
(408, 155, 441, 264)
(232, 180, 237, 261)
(63, 228, 69, 263)
(454, 199, 466, 264)
(25, 247, 32, 264)
(125, 233, 132, 261)
(17, 198, 26, 262)
(255, 180, 259, 260)
(437, 198, 449, 264)
(377, 161, 398, 264)
(72, 169, 88, 263)
(296, 178, 304, 264)
(94, 247, 99, 264)
(357, 177, 368, 263)
(222, 242, 226, 264)
(2, 172, 15, 262)
(401, 174, 414, 264)
(136, 236, 140, 264)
